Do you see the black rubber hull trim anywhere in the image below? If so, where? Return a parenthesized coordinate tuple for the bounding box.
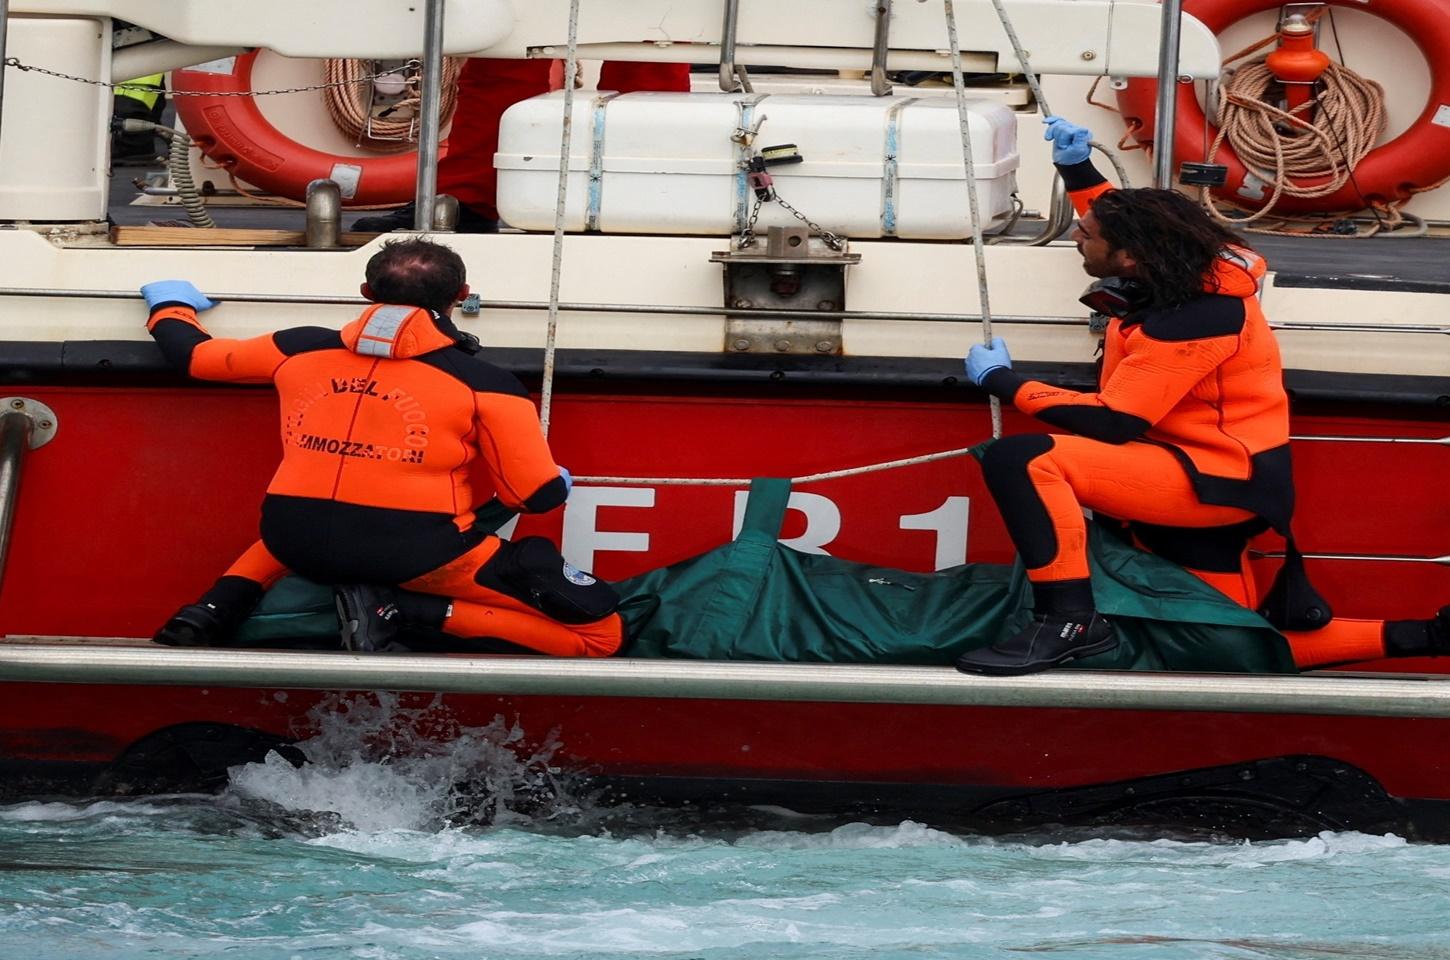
(2, 750, 1448, 840)
(1, 341, 1447, 407)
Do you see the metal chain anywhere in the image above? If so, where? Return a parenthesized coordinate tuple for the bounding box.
(739, 190, 844, 251)
(3, 56, 421, 97)
(772, 192, 845, 250)
(739, 196, 764, 247)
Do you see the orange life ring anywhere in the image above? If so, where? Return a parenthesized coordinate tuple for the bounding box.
(1116, 0, 1450, 213)
(172, 51, 418, 206)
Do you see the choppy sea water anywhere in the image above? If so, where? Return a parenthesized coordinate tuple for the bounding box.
(3, 696, 1449, 960)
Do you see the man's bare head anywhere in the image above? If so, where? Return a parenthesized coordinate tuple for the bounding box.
(362, 237, 468, 315)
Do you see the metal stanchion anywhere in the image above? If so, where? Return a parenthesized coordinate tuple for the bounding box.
(412, 0, 446, 231)
(718, 0, 741, 92)
(0, 0, 10, 157)
(0, 399, 57, 593)
(1153, 0, 1186, 188)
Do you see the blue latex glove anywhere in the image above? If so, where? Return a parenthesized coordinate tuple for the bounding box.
(965, 337, 1012, 386)
(558, 465, 573, 496)
(140, 280, 216, 312)
(1042, 115, 1092, 165)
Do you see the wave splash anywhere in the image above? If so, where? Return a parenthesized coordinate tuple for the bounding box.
(225, 692, 584, 833)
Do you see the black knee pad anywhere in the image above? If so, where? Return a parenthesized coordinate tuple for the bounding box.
(979, 434, 1058, 570)
(478, 537, 620, 624)
(979, 433, 1055, 493)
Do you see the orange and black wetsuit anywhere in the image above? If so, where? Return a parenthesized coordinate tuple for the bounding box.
(977, 166, 1289, 602)
(976, 157, 1402, 668)
(147, 300, 621, 657)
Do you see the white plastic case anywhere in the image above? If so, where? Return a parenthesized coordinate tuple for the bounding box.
(495, 91, 1020, 239)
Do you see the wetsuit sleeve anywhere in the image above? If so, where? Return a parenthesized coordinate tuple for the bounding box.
(980, 302, 1244, 443)
(472, 391, 569, 513)
(146, 304, 288, 383)
(1057, 158, 1113, 216)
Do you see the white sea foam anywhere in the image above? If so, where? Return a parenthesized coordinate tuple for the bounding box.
(224, 692, 579, 833)
(0, 798, 179, 822)
(1028, 830, 1410, 867)
(744, 819, 966, 850)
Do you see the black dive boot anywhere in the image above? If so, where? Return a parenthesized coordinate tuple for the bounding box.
(956, 579, 1118, 676)
(1384, 605, 1450, 657)
(153, 576, 263, 647)
(955, 611, 1117, 676)
(334, 584, 405, 652)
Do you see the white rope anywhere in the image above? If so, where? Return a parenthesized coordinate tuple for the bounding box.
(983, 0, 1130, 185)
(575, 442, 986, 487)
(943, 0, 1002, 441)
(1203, 59, 1402, 236)
(538, 0, 582, 437)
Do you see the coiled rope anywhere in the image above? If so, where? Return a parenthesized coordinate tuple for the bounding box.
(322, 58, 464, 151)
(1203, 58, 1390, 232)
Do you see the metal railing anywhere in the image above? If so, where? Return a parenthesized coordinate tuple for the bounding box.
(4, 642, 1450, 716)
(0, 286, 1445, 335)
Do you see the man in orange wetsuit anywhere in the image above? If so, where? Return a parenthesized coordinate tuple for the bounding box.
(955, 116, 1448, 675)
(142, 237, 623, 657)
(354, 59, 692, 232)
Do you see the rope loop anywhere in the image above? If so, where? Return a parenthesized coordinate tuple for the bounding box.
(1200, 56, 1413, 237)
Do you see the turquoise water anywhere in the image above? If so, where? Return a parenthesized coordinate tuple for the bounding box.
(4, 697, 1450, 959)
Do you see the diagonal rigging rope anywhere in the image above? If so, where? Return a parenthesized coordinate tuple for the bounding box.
(574, 440, 989, 487)
(537, 0, 583, 438)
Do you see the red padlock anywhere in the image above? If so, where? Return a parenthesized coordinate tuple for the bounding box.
(747, 156, 776, 201)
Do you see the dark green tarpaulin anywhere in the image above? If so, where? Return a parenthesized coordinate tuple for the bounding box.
(617, 478, 1295, 673)
(234, 480, 1294, 673)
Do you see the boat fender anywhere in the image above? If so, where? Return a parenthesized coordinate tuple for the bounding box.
(1115, 0, 1450, 213)
(171, 50, 418, 205)
(480, 536, 620, 625)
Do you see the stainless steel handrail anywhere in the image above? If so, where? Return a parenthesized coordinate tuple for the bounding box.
(1252, 550, 1449, 567)
(4, 642, 1450, 717)
(412, 0, 447, 232)
(994, 171, 1073, 246)
(1, 286, 1444, 335)
(0, 0, 10, 156)
(1152, 0, 1186, 188)
(718, 0, 743, 92)
(1290, 435, 1448, 445)
(870, 0, 894, 97)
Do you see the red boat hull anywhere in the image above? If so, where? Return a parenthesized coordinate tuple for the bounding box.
(2, 679, 1447, 836)
(0, 382, 1446, 832)
(1, 385, 1445, 636)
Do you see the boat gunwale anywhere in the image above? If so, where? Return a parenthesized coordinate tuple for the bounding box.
(3, 640, 1449, 718)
